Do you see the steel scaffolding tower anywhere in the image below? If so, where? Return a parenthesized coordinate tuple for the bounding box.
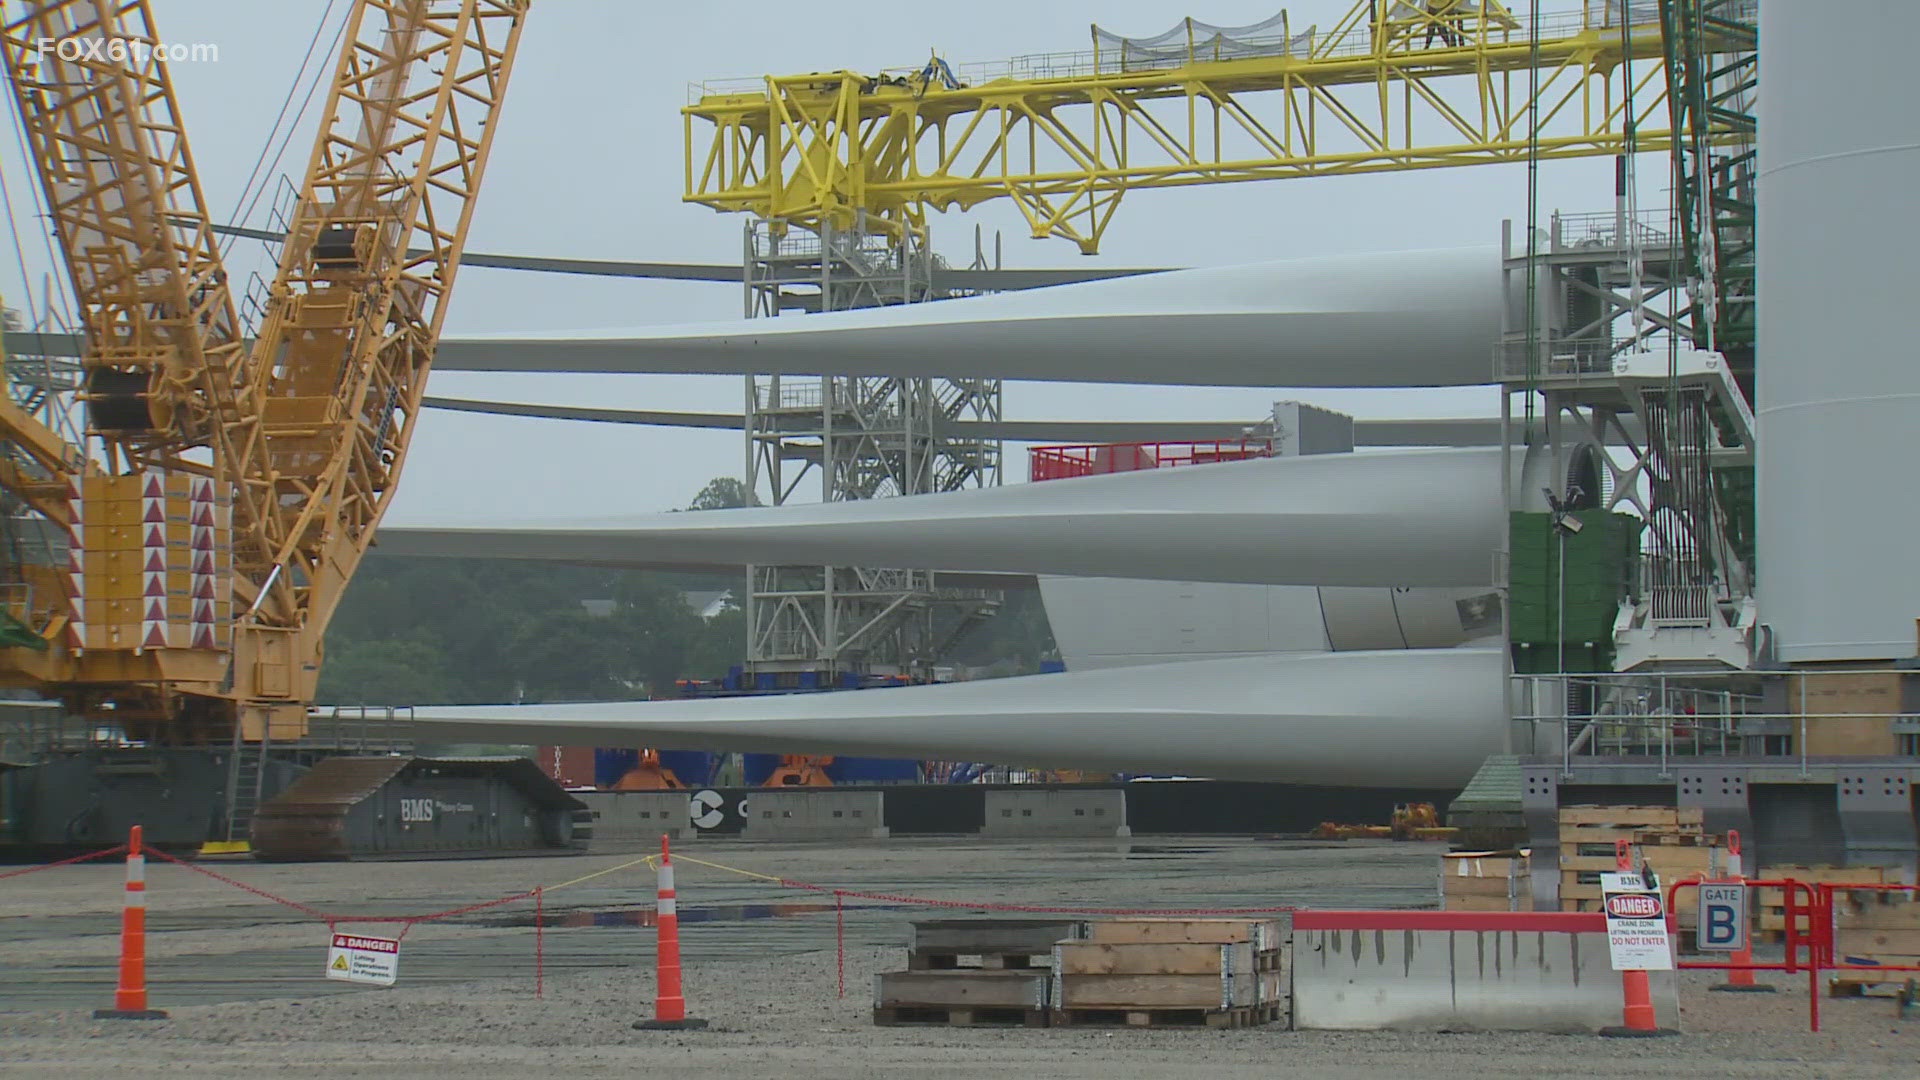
(1497, 207, 1756, 680)
(741, 220, 1001, 682)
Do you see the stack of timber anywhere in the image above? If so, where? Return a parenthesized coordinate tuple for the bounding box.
(1051, 918, 1288, 1029)
(1440, 850, 1533, 911)
(1832, 886, 1920, 996)
(873, 919, 1085, 1027)
(1758, 860, 1889, 937)
(1558, 806, 1727, 931)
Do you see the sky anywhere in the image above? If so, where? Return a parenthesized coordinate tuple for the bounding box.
(0, 0, 1659, 524)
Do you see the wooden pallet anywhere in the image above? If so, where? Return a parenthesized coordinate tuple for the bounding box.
(1829, 969, 1920, 999)
(1050, 1002, 1283, 1030)
(1084, 917, 1284, 950)
(874, 969, 1052, 1018)
(874, 1005, 1049, 1027)
(1559, 805, 1704, 828)
(910, 949, 1051, 971)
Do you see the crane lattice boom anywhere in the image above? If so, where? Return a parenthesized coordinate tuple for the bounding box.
(0, 0, 528, 740)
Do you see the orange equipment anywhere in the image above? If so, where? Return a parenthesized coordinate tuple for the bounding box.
(612, 749, 683, 791)
(762, 755, 835, 787)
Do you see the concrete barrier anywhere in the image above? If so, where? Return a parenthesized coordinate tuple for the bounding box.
(577, 792, 690, 844)
(1290, 911, 1681, 1033)
(983, 788, 1130, 838)
(743, 790, 889, 840)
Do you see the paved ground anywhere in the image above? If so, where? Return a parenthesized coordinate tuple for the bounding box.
(1, 837, 1915, 1077)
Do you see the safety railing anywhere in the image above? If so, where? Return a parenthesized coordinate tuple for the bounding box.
(1549, 208, 1675, 251)
(1029, 438, 1276, 482)
(305, 704, 412, 754)
(1513, 669, 1920, 770)
(1495, 337, 1629, 381)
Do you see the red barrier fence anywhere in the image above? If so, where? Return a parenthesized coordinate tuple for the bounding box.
(1665, 875, 1920, 1032)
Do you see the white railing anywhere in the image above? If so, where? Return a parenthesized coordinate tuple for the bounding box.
(689, 4, 1653, 103)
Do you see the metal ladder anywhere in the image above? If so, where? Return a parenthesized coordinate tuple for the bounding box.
(221, 721, 270, 845)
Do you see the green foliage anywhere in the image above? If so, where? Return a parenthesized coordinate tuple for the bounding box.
(687, 476, 753, 510)
(316, 555, 749, 707)
(320, 477, 758, 707)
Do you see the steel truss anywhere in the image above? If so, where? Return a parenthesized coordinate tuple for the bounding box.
(687, 2, 1676, 253)
(742, 220, 1000, 680)
(1499, 209, 1754, 675)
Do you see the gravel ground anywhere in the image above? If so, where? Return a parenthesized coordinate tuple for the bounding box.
(1, 838, 1915, 1078)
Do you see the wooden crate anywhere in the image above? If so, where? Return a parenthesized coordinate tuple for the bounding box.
(1790, 671, 1904, 757)
(873, 969, 1051, 1027)
(1441, 850, 1532, 912)
(1830, 890, 1920, 990)
(1052, 924, 1288, 1030)
(1757, 866, 1889, 935)
(1558, 844, 1721, 924)
(1055, 941, 1258, 978)
(1084, 917, 1285, 952)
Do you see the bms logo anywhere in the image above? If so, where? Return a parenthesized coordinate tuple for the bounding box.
(1606, 894, 1662, 919)
(399, 798, 435, 823)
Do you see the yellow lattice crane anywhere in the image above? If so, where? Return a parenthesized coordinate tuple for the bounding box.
(685, 1, 1673, 253)
(0, 0, 529, 746)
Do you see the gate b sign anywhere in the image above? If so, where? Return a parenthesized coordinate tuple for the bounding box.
(1699, 883, 1747, 952)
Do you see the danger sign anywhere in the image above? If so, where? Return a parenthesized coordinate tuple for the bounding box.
(1600, 872, 1673, 971)
(325, 933, 400, 986)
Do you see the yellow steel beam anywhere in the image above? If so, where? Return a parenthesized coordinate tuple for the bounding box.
(1, 0, 246, 449)
(685, 3, 1674, 252)
(228, 0, 528, 714)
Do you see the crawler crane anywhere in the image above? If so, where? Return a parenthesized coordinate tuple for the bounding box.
(0, 0, 529, 851)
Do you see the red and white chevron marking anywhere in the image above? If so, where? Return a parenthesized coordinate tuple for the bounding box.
(189, 477, 216, 650)
(64, 476, 84, 650)
(140, 472, 170, 650)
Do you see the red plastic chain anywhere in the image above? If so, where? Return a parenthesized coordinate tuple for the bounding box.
(0, 843, 126, 881)
(144, 845, 332, 919)
(145, 845, 536, 928)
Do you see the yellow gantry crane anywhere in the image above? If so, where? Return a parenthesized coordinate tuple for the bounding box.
(0, 0, 528, 745)
(685, 1, 1673, 253)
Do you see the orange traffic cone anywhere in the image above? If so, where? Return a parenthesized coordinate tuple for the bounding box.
(1714, 831, 1775, 994)
(94, 825, 167, 1019)
(634, 834, 708, 1030)
(1600, 839, 1673, 1038)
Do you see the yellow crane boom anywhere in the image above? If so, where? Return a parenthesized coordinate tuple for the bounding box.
(0, 0, 529, 741)
(684, 1, 1672, 252)
(230, 0, 527, 735)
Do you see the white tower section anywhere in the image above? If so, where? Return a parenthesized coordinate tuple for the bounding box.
(1757, 1, 1920, 662)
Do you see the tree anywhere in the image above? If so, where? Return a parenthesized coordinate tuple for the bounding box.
(688, 476, 752, 511)
(315, 635, 457, 705)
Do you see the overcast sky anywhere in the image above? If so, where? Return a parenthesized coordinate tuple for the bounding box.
(0, 0, 1652, 523)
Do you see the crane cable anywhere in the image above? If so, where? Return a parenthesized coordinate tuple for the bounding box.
(225, 0, 347, 231)
(0, 56, 73, 337)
